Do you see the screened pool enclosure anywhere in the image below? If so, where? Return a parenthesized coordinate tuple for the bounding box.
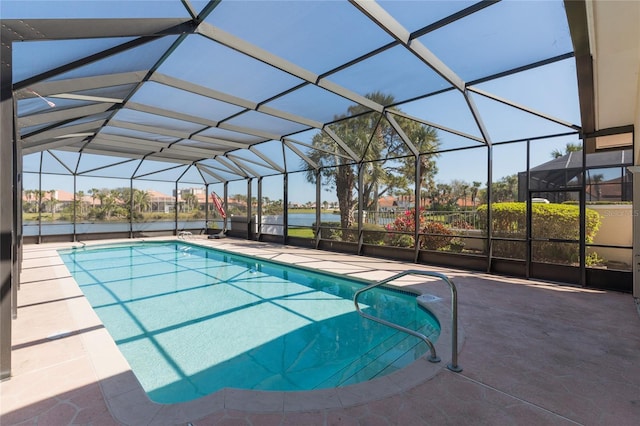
(1, 1, 636, 376)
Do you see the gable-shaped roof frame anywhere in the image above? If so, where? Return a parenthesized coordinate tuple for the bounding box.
(3, 0, 583, 184)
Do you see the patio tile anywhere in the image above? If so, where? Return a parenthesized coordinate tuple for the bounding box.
(2, 238, 639, 426)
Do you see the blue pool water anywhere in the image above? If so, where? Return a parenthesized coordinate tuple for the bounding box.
(58, 242, 440, 404)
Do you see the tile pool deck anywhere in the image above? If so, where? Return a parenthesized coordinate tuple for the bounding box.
(2, 236, 640, 425)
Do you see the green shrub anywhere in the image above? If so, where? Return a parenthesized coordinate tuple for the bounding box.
(387, 234, 415, 247)
(585, 251, 606, 267)
(477, 202, 601, 263)
(312, 221, 342, 240)
(421, 221, 453, 250)
(448, 237, 466, 252)
(360, 223, 386, 245)
(384, 208, 424, 248)
(338, 223, 386, 244)
(450, 219, 474, 230)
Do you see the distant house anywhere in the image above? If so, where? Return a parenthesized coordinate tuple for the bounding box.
(148, 190, 175, 213)
(377, 196, 396, 212)
(518, 149, 632, 203)
(40, 190, 74, 213)
(377, 194, 474, 212)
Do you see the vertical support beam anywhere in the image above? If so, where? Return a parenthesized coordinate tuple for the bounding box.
(526, 139, 532, 279)
(1, 37, 14, 380)
(486, 144, 493, 273)
(633, 84, 640, 298)
(283, 173, 289, 245)
(357, 163, 364, 255)
(223, 182, 228, 232)
(257, 177, 263, 241)
(11, 95, 22, 319)
(632, 90, 640, 300)
(174, 181, 179, 235)
(315, 169, 321, 249)
(73, 175, 77, 241)
(129, 179, 134, 238)
(13, 113, 21, 318)
(579, 145, 587, 286)
(414, 154, 421, 263)
(204, 183, 209, 231)
(37, 153, 42, 244)
(629, 166, 640, 298)
(246, 178, 252, 240)
(564, 0, 596, 153)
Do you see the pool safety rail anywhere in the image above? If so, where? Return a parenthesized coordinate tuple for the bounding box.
(354, 270, 462, 373)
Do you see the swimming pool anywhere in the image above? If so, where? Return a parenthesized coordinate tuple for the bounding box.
(59, 241, 440, 404)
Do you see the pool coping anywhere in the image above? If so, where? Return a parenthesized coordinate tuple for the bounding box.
(57, 237, 464, 425)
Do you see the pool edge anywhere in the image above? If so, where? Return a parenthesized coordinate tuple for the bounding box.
(57, 237, 463, 425)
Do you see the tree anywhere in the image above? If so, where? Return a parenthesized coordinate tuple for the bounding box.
(229, 193, 247, 215)
(263, 198, 283, 215)
(449, 179, 471, 210)
(89, 188, 100, 207)
(304, 92, 439, 229)
(589, 173, 605, 201)
(35, 190, 46, 213)
(427, 183, 456, 211)
(134, 189, 151, 213)
(46, 190, 58, 220)
(551, 142, 581, 158)
(492, 174, 519, 202)
(471, 181, 482, 207)
(395, 128, 440, 208)
(23, 189, 38, 213)
(182, 192, 198, 212)
(75, 190, 85, 218)
(101, 190, 118, 219)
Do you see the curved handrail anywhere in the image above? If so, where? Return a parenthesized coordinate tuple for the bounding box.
(353, 270, 462, 372)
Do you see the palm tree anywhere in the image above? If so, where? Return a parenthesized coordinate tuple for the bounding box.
(101, 191, 118, 219)
(182, 192, 198, 212)
(589, 173, 605, 201)
(47, 190, 58, 220)
(492, 175, 519, 202)
(233, 193, 248, 214)
(23, 189, 37, 213)
(133, 189, 151, 213)
(551, 142, 581, 158)
(462, 184, 469, 209)
(35, 190, 46, 214)
(471, 181, 482, 207)
(305, 92, 440, 229)
(75, 190, 85, 218)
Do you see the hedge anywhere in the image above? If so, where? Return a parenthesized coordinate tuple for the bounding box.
(312, 221, 341, 240)
(420, 221, 453, 250)
(313, 221, 386, 244)
(477, 202, 601, 263)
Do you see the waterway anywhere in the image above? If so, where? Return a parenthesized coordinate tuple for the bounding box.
(23, 213, 343, 236)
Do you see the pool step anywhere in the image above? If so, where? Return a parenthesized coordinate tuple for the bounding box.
(316, 321, 436, 388)
(338, 332, 423, 386)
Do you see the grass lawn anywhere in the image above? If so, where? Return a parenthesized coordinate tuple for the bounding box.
(287, 228, 314, 238)
(288, 208, 335, 214)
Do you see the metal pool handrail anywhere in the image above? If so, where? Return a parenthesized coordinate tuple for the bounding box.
(353, 270, 462, 372)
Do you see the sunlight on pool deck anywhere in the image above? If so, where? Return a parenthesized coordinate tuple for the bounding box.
(2, 236, 639, 425)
